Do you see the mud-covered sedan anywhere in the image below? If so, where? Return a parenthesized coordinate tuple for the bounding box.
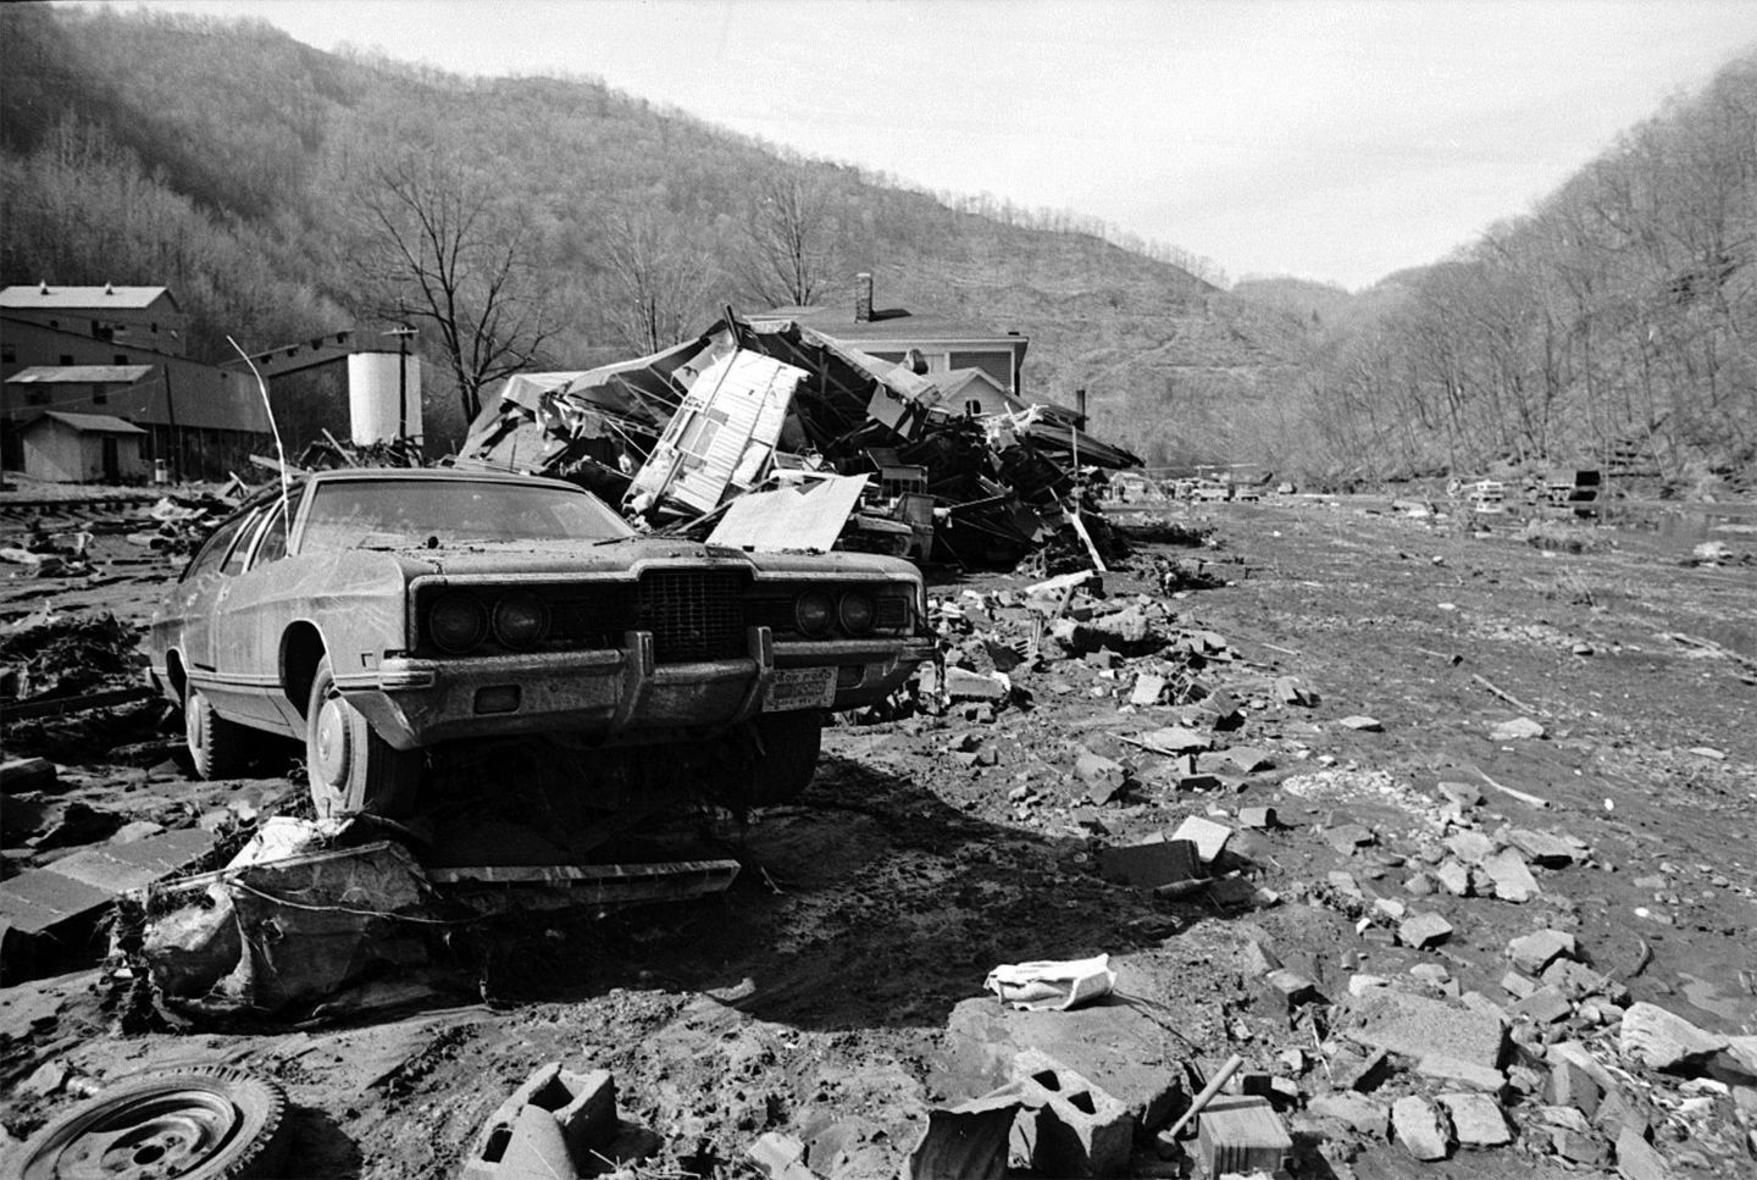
(147, 468, 933, 820)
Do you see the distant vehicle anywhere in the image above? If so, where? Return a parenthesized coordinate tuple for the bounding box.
(147, 468, 933, 820)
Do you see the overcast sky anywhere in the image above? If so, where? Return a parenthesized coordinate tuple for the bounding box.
(90, 0, 1757, 289)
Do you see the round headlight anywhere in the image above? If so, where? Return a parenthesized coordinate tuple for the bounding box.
(795, 591, 835, 637)
(838, 590, 876, 636)
(430, 592, 487, 654)
(492, 592, 550, 649)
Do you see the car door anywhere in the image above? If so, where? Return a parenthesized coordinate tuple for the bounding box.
(168, 504, 264, 687)
(190, 502, 274, 722)
(209, 491, 307, 732)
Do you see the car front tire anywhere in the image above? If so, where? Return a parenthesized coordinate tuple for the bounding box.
(186, 687, 246, 780)
(746, 709, 824, 806)
(305, 655, 421, 819)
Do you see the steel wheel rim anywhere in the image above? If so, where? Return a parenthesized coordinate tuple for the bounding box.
(24, 1087, 242, 1180)
(311, 692, 351, 786)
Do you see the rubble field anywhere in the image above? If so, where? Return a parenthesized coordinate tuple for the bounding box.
(2, 492, 1754, 1179)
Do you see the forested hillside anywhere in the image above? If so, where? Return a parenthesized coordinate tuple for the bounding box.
(0, 5, 1307, 468)
(1271, 51, 1757, 490)
(4, 6, 1751, 488)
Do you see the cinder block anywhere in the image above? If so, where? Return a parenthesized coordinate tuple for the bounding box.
(1198, 1096, 1292, 1176)
(1012, 1048, 1136, 1177)
(462, 1063, 616, 1179)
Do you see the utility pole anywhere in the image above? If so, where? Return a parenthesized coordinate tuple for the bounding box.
(382, 322, 418, 456)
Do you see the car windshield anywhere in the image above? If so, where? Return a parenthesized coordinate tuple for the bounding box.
(298, 478, 635, 552)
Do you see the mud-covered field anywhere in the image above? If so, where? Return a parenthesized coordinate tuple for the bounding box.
(3, 491, 1754, 1179)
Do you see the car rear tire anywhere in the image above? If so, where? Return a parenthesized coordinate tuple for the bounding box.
(746, 709, 824, 806)
(4, 1065, 290, 1180)
(305, 655, 420, 819)
(185, 688, 247, 780)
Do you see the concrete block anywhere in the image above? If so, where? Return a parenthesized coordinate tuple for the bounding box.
(1615, 1126, 1671, 1180)
(463, 1063, 616, 1179)
(1507, 928, 1577, 974)
(1324, 823, 1376, 853)
(1391, 1095, 1451, 1161)
(934, 998, 1181, 1133)
(1197, 1096, 1291, 1176)
(1416, 1055, 1505, 1093)
(1512, 986, 1573, 1025)
(1435, 860, 1473, 896)
(1549, 1059, 1602, 1117)
(1129, 674, 1166, 706)
(1307, 1092, 1387, 1135)
(1551, 1126, 1609, 1165)
(1259, 968, 1319, 1013)
(1237, 806, 1278, 829)
(1168, 815, 1231, 863)
(1439, 1092, 1510, 1147)
(1501, 970, 1537, 1000)
(945, 666, 1009, 701)
(1336, 1048, 1391, 1092)
(1399, 912, 1453, 949)
(1620, 1002, 1728, 1072)
(1445, 831, 1495, 864)
(1097, 837, 1202, 889)
(903, 1089, 1020, 1180)
(1341, 989, 1507, 1072)
(1482, 849, 1539, 902)
(1012, 1048, 1135, 1177)
(494, 1103, 579, 1180)
(1509, 828, 1581, 867)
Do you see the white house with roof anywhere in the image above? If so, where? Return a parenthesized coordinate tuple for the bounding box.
(752, 273, 1030, 397)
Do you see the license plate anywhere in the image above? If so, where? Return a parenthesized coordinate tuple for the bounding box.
(764, 666, 837, 711)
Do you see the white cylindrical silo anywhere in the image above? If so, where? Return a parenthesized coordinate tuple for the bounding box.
(347, 351, 423, 444)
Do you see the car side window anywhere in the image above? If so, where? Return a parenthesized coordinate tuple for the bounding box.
(219, 506, 271, 577)
(180, 509, 258, 582)
(247, 491, 303, 570)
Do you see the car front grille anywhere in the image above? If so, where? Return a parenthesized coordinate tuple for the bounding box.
(636, 570, 747, 662)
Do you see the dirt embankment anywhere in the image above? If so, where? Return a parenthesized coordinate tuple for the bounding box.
(2, 494, 1754, 1179)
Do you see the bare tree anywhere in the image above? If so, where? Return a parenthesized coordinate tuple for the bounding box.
(356, 156, 555, 422)
(600, 207, 716, 354)
(739, 168, 834, 308)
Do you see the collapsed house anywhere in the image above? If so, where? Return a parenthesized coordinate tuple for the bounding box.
(457, 309, 1142, 569)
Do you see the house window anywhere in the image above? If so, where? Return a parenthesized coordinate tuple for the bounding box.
(92, 385, 108, 404)
(49, 320, 59, 330)
(26, 390, 49, 406)
(1, 344, 14, 364)
(59, 355, 74, 365)
(113, 354, 128, 365)
(150, 323, 159, 334)
(965, 399, 984, 417)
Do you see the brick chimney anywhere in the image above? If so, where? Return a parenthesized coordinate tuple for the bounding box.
(855, 272, 873, 322)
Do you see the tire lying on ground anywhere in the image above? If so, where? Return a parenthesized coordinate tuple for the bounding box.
(3, 1066, 291, 1180)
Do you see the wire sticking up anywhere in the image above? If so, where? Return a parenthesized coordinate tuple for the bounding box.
(227, 335, 293, 531)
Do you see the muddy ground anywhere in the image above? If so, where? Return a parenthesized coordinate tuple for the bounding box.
(2, 488, 1754, 1179)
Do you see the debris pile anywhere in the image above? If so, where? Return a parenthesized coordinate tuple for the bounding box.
(459, 313, 1142, 567)
(0, 610, 142, 702)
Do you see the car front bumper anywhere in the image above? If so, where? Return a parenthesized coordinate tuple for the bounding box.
(334, 626, 935, 751)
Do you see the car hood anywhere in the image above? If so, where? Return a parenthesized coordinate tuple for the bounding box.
(380, 536, 912, 579)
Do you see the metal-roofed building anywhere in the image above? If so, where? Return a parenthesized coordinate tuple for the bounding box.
(16, 410, 148, 482)
(0, 283, 187, 357)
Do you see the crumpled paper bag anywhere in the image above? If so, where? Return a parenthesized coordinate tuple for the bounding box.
(983, 953, 1116, 1011)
